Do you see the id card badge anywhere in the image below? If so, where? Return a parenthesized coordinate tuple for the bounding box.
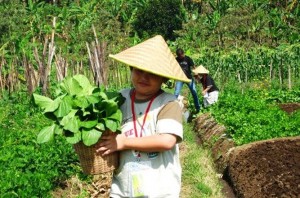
(128, 161, 151, 198)
(131, 172, 147, 197)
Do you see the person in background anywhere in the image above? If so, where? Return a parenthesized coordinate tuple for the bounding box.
(193, 65, 219, 107)
(174, 48, 201, 113)
(97, 35, 188, 198)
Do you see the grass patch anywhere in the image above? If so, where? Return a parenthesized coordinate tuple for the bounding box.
(180, 122, 224, 198)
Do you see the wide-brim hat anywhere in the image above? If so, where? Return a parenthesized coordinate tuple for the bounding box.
(109, 35, 191, 82)
(192, 65, 209, 74)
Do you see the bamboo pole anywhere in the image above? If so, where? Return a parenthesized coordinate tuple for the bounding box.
(213, 66, 220, 80)
(237, 71, 242, 83)
(34, 46, 43, 88)
(31, 63, 39, 91)
(23, 54, 34, 95)
(55, 52, 64, 81)
(43, 17, 56, 94)
(0, 57, 4, 96)
(92, 25, 108, 86)
(125, 66, 130, 86)
(8, 59, 15, 94)
(100, 42, 107, 86)
(93, 42, 102, 86)
(80, 60, 83, 74)
(288, 64, 291, 90)
(245, 68, 248, 83)
(269, 59, 273, 82)
(279, 58, 283, 89)
(86, 42, 96, 79)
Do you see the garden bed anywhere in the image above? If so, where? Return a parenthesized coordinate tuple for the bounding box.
(194, 113, 300, 198)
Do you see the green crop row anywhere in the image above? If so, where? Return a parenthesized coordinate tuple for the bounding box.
(202, 84, 300, 145)
(0, 96, 81, 197)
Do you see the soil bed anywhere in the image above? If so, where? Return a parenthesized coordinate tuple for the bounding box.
(279, 103, 300, 114)
(227, 137, 300, 198)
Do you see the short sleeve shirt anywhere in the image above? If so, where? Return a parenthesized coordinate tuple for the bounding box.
(201, 75, 219, 92)
(110, 89, 183, 198)
(176, 55, 194, 79)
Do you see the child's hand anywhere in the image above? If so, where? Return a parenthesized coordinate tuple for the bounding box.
(96, 133, 126, 156)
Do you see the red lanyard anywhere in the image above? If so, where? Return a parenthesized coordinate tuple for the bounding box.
(130, 89, 158, 138)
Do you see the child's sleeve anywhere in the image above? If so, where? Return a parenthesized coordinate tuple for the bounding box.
(156, 101, 183, 142)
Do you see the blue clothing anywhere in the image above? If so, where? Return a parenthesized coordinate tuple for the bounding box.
(174, 78, 200, 112)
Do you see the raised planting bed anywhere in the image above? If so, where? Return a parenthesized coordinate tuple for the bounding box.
(193, 113, 300, 198)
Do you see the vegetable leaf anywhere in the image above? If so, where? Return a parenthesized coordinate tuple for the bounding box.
(108, 109, 122, 121)
(66, 132, 81, 144)
(37, 124, 57, 143)
(74, 96, 90, 109)
(33, 94, 53, 109)
(80, 119, 98, 129)
(102, 99, 118, 116)
(96, 122, 105, 131)
(104, 118, 118, 132)
(60, 76, 82, 96)
(33, 94, 59, 113)
(73, 74, 95, 96)
(55, 95, 73, 117)
(60, 110, 79, 133)
(82, 128, 102, 146)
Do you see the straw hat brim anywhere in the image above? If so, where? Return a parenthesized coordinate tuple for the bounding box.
(109, 35, 191, 83)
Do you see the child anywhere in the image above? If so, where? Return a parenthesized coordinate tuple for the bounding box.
(96, 35, 190, 198)
(193, 65, 219, 107)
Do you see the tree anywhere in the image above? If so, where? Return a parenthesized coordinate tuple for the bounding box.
(133, 0, 184, 40)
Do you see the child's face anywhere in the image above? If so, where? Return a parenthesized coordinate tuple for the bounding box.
(131, 68, 165, 99)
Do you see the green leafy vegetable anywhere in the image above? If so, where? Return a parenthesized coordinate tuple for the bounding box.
(33, 74, 124, 146)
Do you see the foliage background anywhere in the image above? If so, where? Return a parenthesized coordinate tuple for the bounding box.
(0, 0, 299, 197)
(0, 0, 299, 93)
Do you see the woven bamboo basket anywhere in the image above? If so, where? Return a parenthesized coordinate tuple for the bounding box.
(73, 141, 118, 175)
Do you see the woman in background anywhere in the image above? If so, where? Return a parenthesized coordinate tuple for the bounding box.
(193, 65, 219, 107)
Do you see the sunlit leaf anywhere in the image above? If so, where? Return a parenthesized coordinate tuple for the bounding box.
(73, 74, 95, 96)
(74, 96, 90, 108)
(80, 119, 98, 129)
(66, 132, 81, 144)
(60, 76, 82, 96)
(108, 109, 122, 122)
(33, 94, 59, 113)
(37, 124, 58, 143)
(104, 118, 118, 132)
(82, 128, 102, 146)
(55, 95, 73, 117)
(95, 122, 105, 131)
(60, 110, 79, 133)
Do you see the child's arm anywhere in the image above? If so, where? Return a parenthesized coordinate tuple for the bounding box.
(97, 101, 183, 156)
(97, 133, 177, 156)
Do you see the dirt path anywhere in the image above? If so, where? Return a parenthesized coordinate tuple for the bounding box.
(180, 139, 236, 198)
(179, 122, 236, 198)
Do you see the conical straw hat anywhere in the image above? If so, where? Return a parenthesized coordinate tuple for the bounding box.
(109, 35, 191, 82)
(192, 65, 209, 74)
